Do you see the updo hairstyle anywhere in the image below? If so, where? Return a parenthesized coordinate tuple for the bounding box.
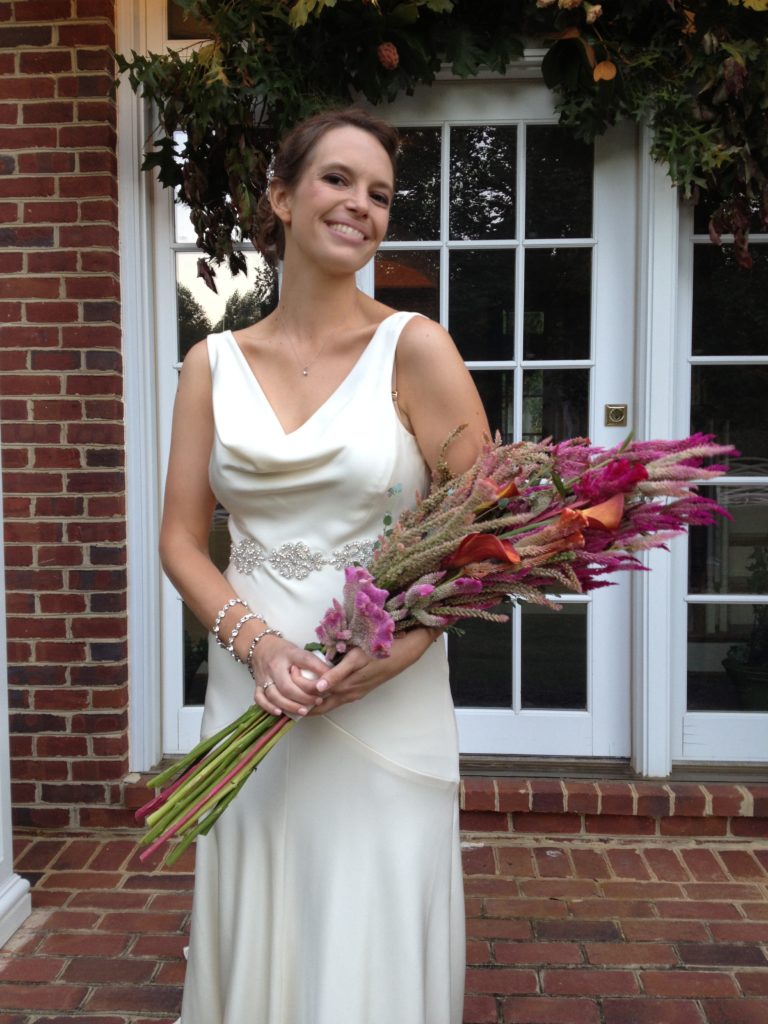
(256, 107, 399, 262)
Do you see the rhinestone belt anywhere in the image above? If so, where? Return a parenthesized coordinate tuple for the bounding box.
(230, 536, 376, 581)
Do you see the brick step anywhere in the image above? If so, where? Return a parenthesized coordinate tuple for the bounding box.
(121, 774, 768, 840)
(459, 779, 768, 839)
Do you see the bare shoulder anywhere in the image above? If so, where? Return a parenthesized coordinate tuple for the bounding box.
(179, 338, 212, 387)
(398, 315, 462, 365)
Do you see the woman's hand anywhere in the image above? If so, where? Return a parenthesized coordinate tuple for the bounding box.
(303, 628, 439, 716)
(251, 635, 331, 718)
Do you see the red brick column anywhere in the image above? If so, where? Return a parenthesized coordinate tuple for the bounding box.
(0, 1, 130, 828)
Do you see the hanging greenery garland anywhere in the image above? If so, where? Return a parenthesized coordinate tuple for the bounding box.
(117, 0, 768, 285)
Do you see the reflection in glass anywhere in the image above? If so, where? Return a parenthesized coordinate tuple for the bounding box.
(523, 248, 592, 359)
(522, 603, 587, 709)
(168, 1, 210, 40)
(526, 126, 593, 239)
(523, 369, 589, 442)
(691, 366, 768, 474)
(388, 127, 441, 242)
(450, 125, 517, 241)
(176, 251, 276, 360)
(375, 250, 439, 321)
(693, 191, 765, 236)
(184, 508, 230, 705)
(689, 487, 768, 595)
(471, 370, 514, 443)
(449, 250, 516, 361)
(688, 602, 768, 712)
(692, 245, 768, 356)
(449, 606, 512, 707)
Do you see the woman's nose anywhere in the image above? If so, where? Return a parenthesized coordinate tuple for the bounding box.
(345, 185, 369, 214)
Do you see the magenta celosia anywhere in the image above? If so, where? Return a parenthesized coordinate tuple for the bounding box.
(574, 458, 648, 503)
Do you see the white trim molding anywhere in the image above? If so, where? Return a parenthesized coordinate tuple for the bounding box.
(116, 0, 163, 772)
(0, 446, 32, 944)
(631, 127, 682, 778)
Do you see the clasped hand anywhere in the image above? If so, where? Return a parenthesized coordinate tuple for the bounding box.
(251, 629, 435, 719)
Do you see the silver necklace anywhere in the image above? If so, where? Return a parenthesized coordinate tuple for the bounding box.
(278, 320, 329, 377)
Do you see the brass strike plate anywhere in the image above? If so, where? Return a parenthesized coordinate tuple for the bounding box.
(604, 404, 628, 427)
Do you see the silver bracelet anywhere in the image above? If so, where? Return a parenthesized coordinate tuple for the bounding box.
(226, 612, 266, 661)
(246, 627, 283, 681)
(211, 598, 249, 646)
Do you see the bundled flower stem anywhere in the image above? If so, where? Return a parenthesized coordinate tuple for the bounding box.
(137, 431, 734, 865)
(137, 708, 294, 865)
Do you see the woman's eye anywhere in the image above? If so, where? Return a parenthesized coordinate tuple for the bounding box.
(324, 173, 346, 186)
(371, 192, 391, 207)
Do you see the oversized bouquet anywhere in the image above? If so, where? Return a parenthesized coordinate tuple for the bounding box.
(137, 431, 732, 865)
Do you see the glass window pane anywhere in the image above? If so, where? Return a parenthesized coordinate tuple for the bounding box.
(388, 127, 441, 242)
(691, 366, 768, 475)
(526, 126, 593, 239)
(523, 368, 589, 442)
(449, 606, 511, 707)
(168, 0, 210, 38)
(176, 251, 276, 360)
(449, 125, 517, 241)
(688, 603, 768, 712)
(692, 245, 768, 356)
(184, 508, 230, 705)
(523, 248, 591, 359)
(449, 250, 515, 361)
(471, 370, 514, 443)
(521, 603, 587, 709)
(693, 192, 765, 236)
(374, 250, 439, 321)
(689, 487, 768, 595)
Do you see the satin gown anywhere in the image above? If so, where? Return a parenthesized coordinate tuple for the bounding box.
(179, 311, 465, 1024)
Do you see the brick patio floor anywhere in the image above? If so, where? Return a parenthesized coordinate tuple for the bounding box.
(1, 829, 767, 1023)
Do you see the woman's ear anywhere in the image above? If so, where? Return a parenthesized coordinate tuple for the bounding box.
(269, 180, 292, 227)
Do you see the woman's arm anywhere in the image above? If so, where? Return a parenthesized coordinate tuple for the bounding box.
(395, 315, 491, 474)
(160, 340, 328, 718)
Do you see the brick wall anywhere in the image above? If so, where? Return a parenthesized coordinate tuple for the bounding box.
(0, 0, 130, 828)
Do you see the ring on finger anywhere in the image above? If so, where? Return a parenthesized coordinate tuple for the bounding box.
(261, 679, 275, 692)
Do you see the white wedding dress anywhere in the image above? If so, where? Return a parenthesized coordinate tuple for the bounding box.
(178, 312, 465, 1024)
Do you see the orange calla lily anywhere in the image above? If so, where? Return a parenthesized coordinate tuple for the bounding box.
(584, 492, 624, 530)
(475, 479, 519, 514)
(560, 493, 624, 531)
(442, 533, 521, 569)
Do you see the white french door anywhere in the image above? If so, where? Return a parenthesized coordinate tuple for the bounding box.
(375, 81, 637, 757)
(670, 205, 768, 763)
(152, 75, 637, 759)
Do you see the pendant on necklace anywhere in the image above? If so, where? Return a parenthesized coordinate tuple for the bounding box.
(302, 368, 309, 376)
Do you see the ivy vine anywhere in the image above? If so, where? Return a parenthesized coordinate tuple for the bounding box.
(116, 0, 768, 285)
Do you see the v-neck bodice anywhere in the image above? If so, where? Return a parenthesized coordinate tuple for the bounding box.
(224, 312, 399, 437)
(207, 310, 429, 579)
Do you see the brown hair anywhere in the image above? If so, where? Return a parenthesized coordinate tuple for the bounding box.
(255, 107, 399, 262)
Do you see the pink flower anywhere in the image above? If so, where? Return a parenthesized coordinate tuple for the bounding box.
(574, 458, 648, 503)
(315, 566, 394, 659)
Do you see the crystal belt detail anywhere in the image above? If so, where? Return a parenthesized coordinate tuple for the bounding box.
(230, 537, 376, 580)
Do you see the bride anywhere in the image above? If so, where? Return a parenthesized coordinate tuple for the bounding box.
(160, 106, 489, 1024)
